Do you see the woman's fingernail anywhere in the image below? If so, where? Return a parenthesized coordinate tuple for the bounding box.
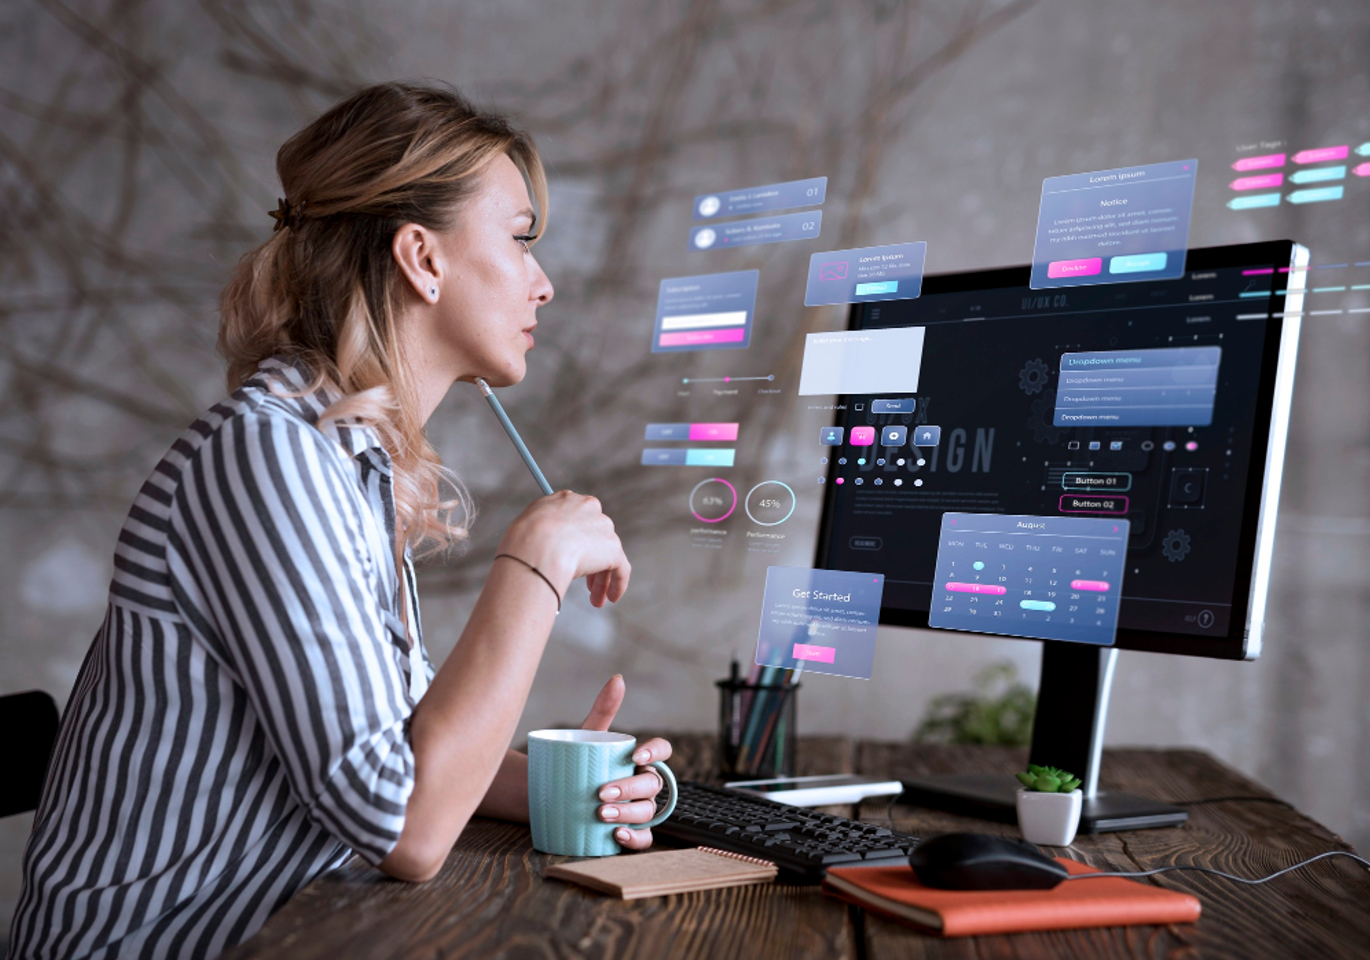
(616, 829, 630, 843)
(601, 805, 619, 820)
(599, 786, 621, 801)
(633, 750, 649, 764)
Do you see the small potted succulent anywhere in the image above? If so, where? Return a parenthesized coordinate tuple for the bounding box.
(1014, 764, 1084, 846)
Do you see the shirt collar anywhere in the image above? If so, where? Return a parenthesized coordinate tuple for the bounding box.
(253, 356, 391, 470)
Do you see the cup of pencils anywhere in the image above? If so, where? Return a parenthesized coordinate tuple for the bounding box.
(716, 660, 800, 779)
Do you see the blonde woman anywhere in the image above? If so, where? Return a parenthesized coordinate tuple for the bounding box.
(14, 82, 672, 960)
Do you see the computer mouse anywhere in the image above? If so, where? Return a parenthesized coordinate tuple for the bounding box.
(908, 832, 1070, 890)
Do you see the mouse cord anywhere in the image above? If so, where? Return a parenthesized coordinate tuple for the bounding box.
(1064, 850, 1370, 885)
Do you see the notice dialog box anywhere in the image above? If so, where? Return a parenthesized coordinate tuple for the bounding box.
(1030, 159, 1197, 290)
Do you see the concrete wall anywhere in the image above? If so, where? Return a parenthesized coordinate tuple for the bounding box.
(4, 0, 1369, 942)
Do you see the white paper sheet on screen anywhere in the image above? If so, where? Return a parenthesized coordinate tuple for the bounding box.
(797, 327, 925, 396)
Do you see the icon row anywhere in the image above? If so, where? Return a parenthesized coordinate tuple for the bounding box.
(820, 425, 941, 447)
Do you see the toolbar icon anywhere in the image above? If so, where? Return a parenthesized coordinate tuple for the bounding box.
(913, 425, 942, 447)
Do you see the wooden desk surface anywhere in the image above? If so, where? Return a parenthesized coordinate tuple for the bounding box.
(223, 737, 1370, 960)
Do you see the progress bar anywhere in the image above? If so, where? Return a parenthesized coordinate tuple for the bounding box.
(682, 375, 775, 384)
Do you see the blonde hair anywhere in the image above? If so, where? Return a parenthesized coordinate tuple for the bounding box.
(218, 81, 548, 555)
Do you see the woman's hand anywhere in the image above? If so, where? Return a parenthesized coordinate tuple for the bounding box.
(499, 490, 630, 608)
(580, 675, 673, 851)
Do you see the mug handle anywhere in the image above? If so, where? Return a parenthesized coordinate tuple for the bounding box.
(640, 761, 678, 830)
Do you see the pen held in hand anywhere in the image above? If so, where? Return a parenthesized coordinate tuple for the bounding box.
(475, 378, 554, 496)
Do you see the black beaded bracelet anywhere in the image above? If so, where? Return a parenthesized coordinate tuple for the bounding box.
(493, 553, 562, 614)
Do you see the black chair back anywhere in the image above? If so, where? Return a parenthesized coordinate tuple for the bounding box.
(0, 690, 60, 818)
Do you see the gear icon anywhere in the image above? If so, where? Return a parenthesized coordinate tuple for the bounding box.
(1028, 392, 1064, 445)
(1161, 529, 1192, 562)
(1019, 358, 1050, 395)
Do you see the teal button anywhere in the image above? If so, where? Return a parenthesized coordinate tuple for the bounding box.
(685, 448, 735, 467)
(1109, 252, 1168, 274)
(1020, 600, 1057, 612)
(855, 280, 899, 295)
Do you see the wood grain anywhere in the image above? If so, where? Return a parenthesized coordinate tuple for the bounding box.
(222, 733, 856, 960)
(224, 738, 1370, 960)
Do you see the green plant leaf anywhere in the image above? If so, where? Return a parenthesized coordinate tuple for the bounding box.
(1061, 778, 1081, 792)
(913, 662, 1036, 747)
(1034, 776, 1061, 792)
(1016, 772, 1036, 788)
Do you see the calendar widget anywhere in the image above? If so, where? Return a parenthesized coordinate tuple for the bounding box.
(928, 513, 1129, 646)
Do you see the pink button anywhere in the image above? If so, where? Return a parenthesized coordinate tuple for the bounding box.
(1230, 173, 1284, 191)
(688, 422, 739, 441)
(792, 643, 836, 664)
(1293, 145, 1348, 164)
(1047, 258, 1103, 279)
(657, 328, 746, 348)
(1231, 153, 1286, 172)
(850, 426, 875, 446)
(1071, 580, 1111, 592)
(945, 582, 1008, 595)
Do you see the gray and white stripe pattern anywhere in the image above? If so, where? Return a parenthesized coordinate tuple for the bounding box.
(12, 358, 431, 959)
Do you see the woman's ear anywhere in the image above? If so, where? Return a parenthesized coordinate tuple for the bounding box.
(392, 223, 444, 303)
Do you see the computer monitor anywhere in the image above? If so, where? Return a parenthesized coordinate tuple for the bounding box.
(813, 240, 1305, 832)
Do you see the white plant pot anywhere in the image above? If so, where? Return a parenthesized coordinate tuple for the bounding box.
(1015, 787, 1083, 846)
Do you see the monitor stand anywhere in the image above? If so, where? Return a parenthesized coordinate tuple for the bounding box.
(899, 642, 1188, 833)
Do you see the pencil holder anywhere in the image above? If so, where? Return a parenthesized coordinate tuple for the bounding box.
(716, 677, 799, 780)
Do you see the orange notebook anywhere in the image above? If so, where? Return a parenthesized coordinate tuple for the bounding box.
(823, 857, 1200, 937)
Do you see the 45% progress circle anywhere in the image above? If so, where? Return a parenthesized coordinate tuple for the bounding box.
(744, 481, 796, 526)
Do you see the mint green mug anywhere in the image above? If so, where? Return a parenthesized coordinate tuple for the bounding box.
(527, 730, 678, 857)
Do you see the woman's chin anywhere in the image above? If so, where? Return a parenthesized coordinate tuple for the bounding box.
(473, 359, 527, 389)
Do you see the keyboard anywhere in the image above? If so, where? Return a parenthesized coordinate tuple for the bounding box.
(655, 780, 920, 883)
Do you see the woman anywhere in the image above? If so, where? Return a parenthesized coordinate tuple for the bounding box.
(13, 81, 671, 960)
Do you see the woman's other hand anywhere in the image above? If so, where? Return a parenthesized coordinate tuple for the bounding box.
(499, 490, 630, 608)
(580, 675, 673, 851)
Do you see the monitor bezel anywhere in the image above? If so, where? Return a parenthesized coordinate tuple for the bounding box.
(812, 239, 1302, 662)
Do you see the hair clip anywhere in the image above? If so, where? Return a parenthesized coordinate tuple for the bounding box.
(268, 197, 306, 232)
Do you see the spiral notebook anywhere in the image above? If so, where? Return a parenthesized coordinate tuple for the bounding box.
(545, 846, 778, 899)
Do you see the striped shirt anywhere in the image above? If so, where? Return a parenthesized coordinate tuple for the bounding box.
(12, 358, 433, 960)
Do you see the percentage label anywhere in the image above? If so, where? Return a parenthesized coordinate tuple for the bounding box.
(690, 478, 737, 523)
(744, 481, 796, 527)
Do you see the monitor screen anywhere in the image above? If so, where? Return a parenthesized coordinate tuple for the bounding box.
(814, 240, 1303, 661)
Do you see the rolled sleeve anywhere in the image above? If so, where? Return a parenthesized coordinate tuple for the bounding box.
(166, 409, 414, 863)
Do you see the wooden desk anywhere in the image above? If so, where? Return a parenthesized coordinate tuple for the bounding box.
(223, 737, 1370, 960)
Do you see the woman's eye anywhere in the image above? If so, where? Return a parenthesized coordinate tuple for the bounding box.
(514, 234, 533, 253)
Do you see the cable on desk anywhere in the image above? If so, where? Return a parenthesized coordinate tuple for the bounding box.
(1065, 850, 1370, 885)
(1168, 795, 1296, 808)
(884, 792, 903, 830)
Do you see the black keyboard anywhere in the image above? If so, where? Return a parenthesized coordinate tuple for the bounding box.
(656, 780, 920, 883)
